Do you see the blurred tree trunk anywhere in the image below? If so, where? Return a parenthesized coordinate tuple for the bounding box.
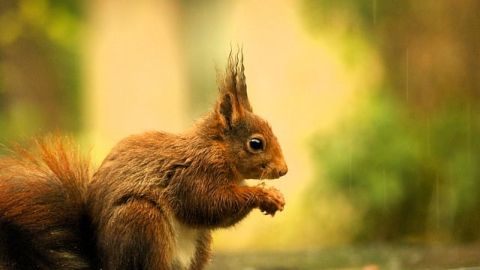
(303, 0, 480, 114)
(179, 0, 232, 118)
(373, 1, 480, 114)
(84, 0, 186, 157)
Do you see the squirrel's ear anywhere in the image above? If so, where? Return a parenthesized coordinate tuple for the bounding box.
(215, 92, 241, 129)
(215, 49, 252, 128)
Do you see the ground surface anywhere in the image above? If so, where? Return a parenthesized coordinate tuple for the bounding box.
(207, 244, 480, 270)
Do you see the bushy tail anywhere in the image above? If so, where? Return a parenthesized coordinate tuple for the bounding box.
(0, 136, 94, 270)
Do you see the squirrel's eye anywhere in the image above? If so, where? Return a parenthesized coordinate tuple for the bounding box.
(248, 138, 264, 152)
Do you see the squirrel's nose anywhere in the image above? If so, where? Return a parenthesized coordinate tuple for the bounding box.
(278, 162, 288, 177)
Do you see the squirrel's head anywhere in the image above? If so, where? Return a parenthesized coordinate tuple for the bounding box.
(211, 51, 288, 180)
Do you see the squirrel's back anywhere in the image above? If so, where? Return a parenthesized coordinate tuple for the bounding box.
(0, 137, 95, 270)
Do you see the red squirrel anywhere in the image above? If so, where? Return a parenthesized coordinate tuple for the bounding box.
(0, 51, 288, 270)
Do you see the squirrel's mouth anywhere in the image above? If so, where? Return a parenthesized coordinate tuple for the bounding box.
(258, 162, 287, 180)
(259, 169, 283, 180)
(237, 164, 285, 182)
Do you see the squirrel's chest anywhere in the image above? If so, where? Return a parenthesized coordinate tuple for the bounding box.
(172, 218, 199, 269)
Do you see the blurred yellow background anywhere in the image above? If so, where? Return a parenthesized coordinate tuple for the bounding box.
(1, 0, 480, 269)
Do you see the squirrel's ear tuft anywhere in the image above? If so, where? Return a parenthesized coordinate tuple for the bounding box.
(215, 49, 253, 128)
(217, 49, 252, 113)
(231, 50, 253, 112)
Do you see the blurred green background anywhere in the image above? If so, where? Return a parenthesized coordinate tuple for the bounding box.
(1, 0, 480, 269)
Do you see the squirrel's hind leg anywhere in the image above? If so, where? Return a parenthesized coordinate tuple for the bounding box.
(97, 199, 174, 270)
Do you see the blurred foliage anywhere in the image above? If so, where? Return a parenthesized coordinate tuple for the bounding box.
(309, 92, 480, 242)
(303, 0, 480, 243)
(0, 0, 84, 146)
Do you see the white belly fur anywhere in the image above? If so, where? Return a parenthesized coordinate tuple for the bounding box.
(172, 218, 199, 269)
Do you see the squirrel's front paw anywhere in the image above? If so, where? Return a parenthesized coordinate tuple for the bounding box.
(259, 187, 285, 216)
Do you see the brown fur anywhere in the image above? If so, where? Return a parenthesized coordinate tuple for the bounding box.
(0, 136, 94, 269)
(0, 51, 287, 270)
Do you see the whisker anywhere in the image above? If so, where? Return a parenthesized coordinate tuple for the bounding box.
(260, 164, 272, 180)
